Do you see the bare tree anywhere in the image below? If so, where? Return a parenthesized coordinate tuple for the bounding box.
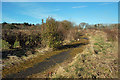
(79, 22, 88, 30)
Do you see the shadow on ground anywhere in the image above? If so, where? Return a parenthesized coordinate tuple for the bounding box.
(2, 38, 89, 59)
(57, 38, 89, 50)
(5, 50, 71, 78)
(3, 38, 89, 78)
(57, 43, 87, 50)
(2, 48, 36, 59)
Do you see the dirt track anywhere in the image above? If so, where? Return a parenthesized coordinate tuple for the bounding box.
(3, 38, 89, 78)
(5, 50, 72, 78)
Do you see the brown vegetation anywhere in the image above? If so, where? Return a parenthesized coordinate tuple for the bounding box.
(1, 18, 119, 78)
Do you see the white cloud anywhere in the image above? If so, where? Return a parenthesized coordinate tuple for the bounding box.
(2, 16, 20, 23)
(20, 7, 63, 22)
(72, 6, 87, 8)
(99, 3, 112, 5)
(2, 2, 62, 23)
(46, 9, 61, 12)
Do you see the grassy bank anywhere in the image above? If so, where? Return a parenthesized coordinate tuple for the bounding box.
(51, 29, 118, 78)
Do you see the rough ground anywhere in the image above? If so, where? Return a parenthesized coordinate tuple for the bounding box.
(3, 29, 118, 78)
(3, 38, 88, 78)
(5, 50, 71, 78)
(50, 29, 118, 78)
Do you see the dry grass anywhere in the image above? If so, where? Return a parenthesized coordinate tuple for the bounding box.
(3, 29, 118, 78)
(102, 28, 118, 41)
(25, 38, 89, 78)
(2, 39, 88, 78)
(51, 29, 118, 78)
(2, 48, 68, 77)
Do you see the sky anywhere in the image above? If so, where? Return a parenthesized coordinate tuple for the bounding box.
(2, 0, 120, 2)
(2, 2, 118, 25)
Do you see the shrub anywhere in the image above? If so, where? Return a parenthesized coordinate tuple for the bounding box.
(2, 23, 19, 29)
(103, 28, 118, 41)
(41, 17, 63, 49)
(2, 29, 17, 49)
(61, 20, 73, 30)
(2, 29, 42, 49)
(27, 33, 41, 48)
(17, 32, 29, 48)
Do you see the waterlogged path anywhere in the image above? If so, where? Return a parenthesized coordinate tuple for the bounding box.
(4, 38, 89, 78)
(5, 50, 71, 78)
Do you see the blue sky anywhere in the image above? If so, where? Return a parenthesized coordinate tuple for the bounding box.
(2, 2, 118, 25)
(2, 0, 120, 2)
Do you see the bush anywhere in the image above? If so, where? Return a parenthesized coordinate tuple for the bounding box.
(61, 20, 73, 30)
(2, 29, 17, 49)
(2, 17, 81, 49)
(41, 17, 63, 48)
(17, 32, 29, 48)
(2, 24, 19, 29)
(27, 33, 41, 48)
(103, 28, 118, 41)
(2, 29, 42, 49)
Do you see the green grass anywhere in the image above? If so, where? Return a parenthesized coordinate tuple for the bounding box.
(0, 39, 10, 49)
(13, 40, 20, 48)
(94, 43, 99, 45)
(0, 39, 20, 50)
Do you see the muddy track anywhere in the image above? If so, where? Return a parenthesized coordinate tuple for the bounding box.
(4, 39, 89, 78)
(5, 50, 71, 78)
